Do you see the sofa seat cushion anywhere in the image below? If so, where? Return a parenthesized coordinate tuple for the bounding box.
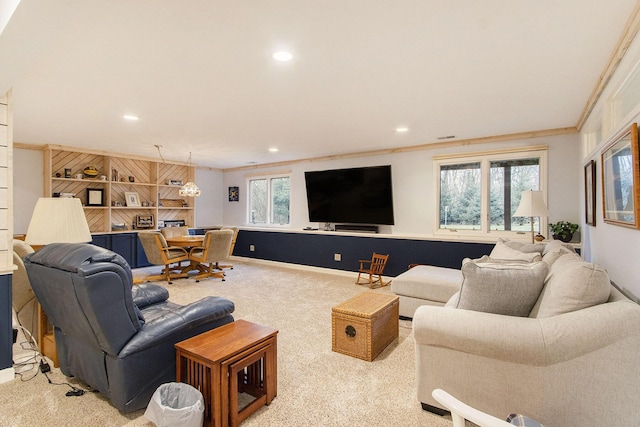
(391, 265, 461, 304)
(530, 252, 611, 318)
(456, 259, 548, 316)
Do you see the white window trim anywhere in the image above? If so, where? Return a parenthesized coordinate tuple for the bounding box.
(245, 172, 291, 227)
(433, 146, 548, 240)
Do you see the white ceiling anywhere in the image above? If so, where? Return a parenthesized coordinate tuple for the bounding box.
(1, 1, 638, 169)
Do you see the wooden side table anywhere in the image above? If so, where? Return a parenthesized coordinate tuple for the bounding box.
(38, 303, 58, 367)
(175, 320, 278, 427)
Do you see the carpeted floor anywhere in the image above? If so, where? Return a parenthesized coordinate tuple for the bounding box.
(2, 260, 456, 427)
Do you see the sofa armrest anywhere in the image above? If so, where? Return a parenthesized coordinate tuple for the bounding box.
(119, 296, 235, 356)
(131, 283, 169, 309)
(413, 305, 547, 365)
(413, 299, 640, 366)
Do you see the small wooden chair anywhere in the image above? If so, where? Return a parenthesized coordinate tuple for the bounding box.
(356, 252, 391, 288)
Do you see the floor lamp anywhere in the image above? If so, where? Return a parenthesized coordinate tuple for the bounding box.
(513, 190, 549, 243)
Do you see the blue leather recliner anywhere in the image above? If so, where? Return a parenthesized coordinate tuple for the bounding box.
(24, 243, 235, 413)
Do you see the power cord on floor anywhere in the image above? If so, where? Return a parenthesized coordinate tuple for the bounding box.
(12, 325, 88, 397)
(40, 361, 86, 397)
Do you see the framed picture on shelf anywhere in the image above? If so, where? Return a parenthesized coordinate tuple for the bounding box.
(601, 123, 640, 228)
(584, 160, 596, 226)
(86, 188, 104, 206)
(124, 192, 141, 207)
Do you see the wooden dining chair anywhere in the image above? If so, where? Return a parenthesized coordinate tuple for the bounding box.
(160, 226, 189, 239)
(216, 226, 238, 270)
(188, 229, 234, 282)
(138, 231, 189, 284)
(356, 252, 391, 288)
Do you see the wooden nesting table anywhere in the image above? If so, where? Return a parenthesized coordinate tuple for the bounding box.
(332, 292, 399, 361)
(175, 320, 278, 427)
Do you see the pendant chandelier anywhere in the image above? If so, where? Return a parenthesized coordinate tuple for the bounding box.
(179, 152, 201, 197)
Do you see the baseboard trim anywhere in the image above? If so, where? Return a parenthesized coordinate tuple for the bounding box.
(232, 256, 393, 282)
(0, 366, 15, 384)
(421, 402, 449, 417)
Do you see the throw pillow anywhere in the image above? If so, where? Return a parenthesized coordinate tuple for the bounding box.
(456, 260, 548, 316)
(542, 240, 576, 256)
(499, 238, 545, 254)
(541, 246, 575, 268)
(530, 253, 611, 318)
(490, 241, 543, 262)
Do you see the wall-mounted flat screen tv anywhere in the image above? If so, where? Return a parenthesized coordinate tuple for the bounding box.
(304, 165, 395, 225)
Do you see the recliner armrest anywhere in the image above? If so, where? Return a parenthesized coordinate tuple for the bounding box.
(131, 283, 169, 309)
(119, 296, 235, 356)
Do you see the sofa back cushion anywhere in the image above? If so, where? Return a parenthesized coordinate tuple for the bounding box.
(498, 238, 545, 254)
(490, 241, 542, 262)
(529, 252, 611, 318)
(456, 259, 548, 317)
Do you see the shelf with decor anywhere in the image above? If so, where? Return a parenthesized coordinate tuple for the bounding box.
(43, 145, 196, 234)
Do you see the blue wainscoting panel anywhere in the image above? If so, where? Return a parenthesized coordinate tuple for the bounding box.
(234, 230, 494, 277)
(0, 274, 11, 371)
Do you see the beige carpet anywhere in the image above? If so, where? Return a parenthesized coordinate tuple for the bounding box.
(2, 260, 455, 427)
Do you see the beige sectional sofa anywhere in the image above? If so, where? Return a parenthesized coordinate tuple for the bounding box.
(413, 240, 640, 427)
(390, 265, 461, 317)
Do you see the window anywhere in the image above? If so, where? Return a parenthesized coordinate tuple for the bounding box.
(247, 174, 291, 225)
(435, 147, 547, 237)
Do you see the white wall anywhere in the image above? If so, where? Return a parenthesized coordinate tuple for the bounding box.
(13, 147, 42, 234)
(580, 31, 640, 301)
(222, 133, 581, 237)
(194, 167, 224, 227)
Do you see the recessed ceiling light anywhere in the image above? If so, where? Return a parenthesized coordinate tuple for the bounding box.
(396, 127, 409, 133)
(123, 115, 139, 121)
(272, 51, 293, 62)
(269, 147, 279, 153)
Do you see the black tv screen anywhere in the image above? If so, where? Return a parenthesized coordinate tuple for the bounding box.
(304, 165, 395, 225)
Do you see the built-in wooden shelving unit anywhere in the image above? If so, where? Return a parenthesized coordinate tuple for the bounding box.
(43, 145, 195, 233)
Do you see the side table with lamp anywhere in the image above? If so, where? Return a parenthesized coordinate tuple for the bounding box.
(513, 190, 550, 244)
(24, 197, 92, 366)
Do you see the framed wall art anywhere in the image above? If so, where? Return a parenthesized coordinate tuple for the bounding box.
(229, 186, 239, 202)
(584, 160, 596, 226)
(124, 192, 141, 207)
(86, 188, 104, 206)
(601, 123, 640, 228)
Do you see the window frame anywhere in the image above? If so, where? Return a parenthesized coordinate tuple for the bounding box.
(246, 172, 291, 227)
(433, 146, 548, 239)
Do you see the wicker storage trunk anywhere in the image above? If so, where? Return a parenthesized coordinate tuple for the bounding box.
(331, 292, 399, 361)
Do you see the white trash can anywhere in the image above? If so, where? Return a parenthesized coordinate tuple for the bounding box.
(144, 382, 204, 427)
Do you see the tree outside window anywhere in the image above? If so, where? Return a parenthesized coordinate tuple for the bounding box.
(248, 175, 290, 225)
(436, 148, 546, 236)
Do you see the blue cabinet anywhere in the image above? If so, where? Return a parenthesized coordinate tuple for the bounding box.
(91, 232, 151, 268)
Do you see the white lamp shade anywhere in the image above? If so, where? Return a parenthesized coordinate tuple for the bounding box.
(513, 190, 549, 217)
(25, 198, 92, 245)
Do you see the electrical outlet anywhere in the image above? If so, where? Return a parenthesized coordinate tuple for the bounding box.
(334, 253, 341, 261)
(250, 245, 255, 252)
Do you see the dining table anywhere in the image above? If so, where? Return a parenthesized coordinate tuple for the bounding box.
(165, 235, 206, 274)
